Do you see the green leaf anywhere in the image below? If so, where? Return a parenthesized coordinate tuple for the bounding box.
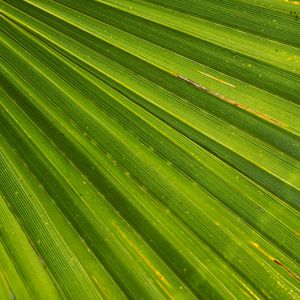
(0, 0, 299, 299)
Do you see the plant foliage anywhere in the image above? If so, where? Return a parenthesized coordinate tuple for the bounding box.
(0, 0, 300, 299)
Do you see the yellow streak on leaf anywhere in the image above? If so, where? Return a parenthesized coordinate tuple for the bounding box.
(112, 223, 173, 294)
(91, 276, 105, 295)
(285, 0, 300, 5)
(251, 242, 300, 282)
(251, 242, 275, 260)
(0, 269, 10, 290)
(177, 75, 288, 128)
(197, 70, 236, 88)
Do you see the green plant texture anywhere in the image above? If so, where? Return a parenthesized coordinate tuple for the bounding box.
(0, 0, 300, 299)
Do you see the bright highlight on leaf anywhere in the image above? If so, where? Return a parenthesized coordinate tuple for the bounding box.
(0, 0, 299, 299)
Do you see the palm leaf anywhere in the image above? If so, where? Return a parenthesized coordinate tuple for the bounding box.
(0, 0, 299, 299)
